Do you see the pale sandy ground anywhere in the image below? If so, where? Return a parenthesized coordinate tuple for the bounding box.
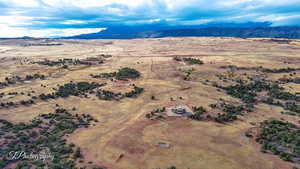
(0, 37, 300, 169)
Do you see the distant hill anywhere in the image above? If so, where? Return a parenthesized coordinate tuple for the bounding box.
(0, 36, 38, 40)
(67, 26, 300, 39)
(1, 23, 299, 40)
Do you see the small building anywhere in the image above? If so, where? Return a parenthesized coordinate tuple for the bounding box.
(158, 142, 170, 148)
(166, 105, 194, 117)
(172, 106, 186, 114)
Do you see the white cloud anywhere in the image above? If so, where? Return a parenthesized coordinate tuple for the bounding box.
(218, 0, 254, 7)
(40, 0, 146, 8)
(179, 19, 213, 25)
(60, 20, 87, 25)
(0, 10, 106, 38)
(257, 14, 300, 22)
(2, 0, 300, 11)
(43, 28, 106, 37)
(0, 25, 106, 38)
(4, 0, 40, 7)
(0, 15, 36, 26)
(255, 14, 300, 26)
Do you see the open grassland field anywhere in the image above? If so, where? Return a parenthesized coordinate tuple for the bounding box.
(0, 37, 300, 169)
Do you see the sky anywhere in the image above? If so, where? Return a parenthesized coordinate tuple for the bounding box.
(0, 0, 300, 38)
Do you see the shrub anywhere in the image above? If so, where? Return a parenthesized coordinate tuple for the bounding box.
(0, 109, 102, 168)
(116, 67, 140, 80)
(256, 120, 300, 163)
(189, 106, 207, 121)
(183, 58, 204, 65)
(123, 86, 144, 98)
(74, 147, 82, 159)
(262, 67, 297, 73)
(96, 89, 122, 100)
(213, 103, 251, 123)
(91, 72, 116, 78)
(39, 82, 105, 100)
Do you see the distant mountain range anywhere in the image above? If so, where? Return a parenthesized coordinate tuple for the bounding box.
(1, 22, 300, 39)
(0, 36, 37, 40)
(67, 26, 300, 39)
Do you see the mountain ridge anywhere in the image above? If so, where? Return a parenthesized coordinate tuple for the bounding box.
(66, 26, 300, 39)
